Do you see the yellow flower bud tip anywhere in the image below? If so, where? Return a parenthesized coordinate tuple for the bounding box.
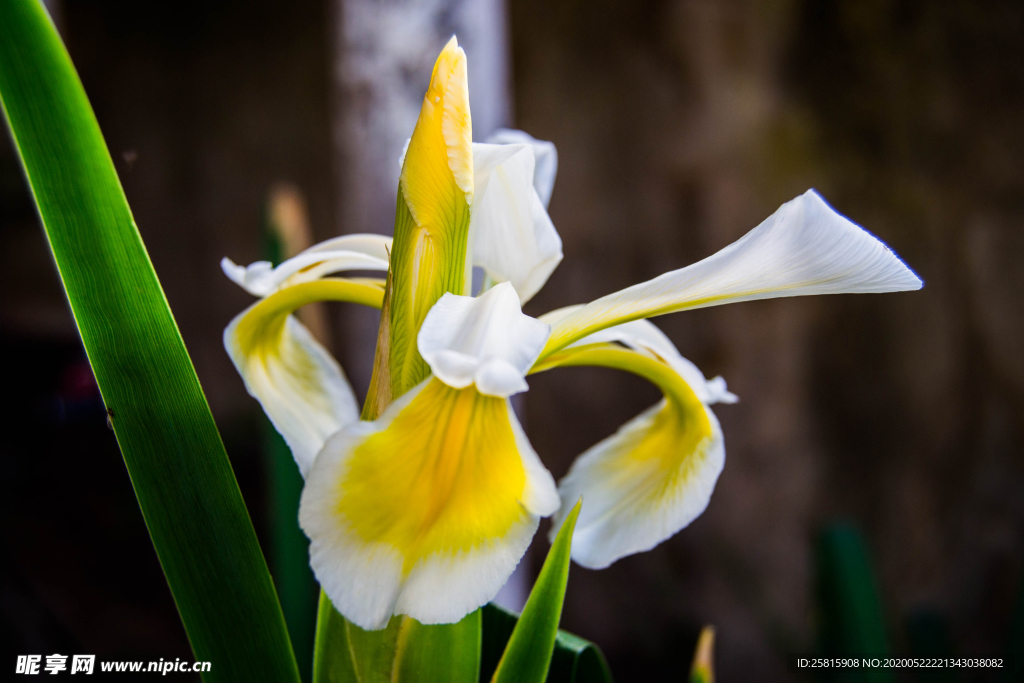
(401, 36, 474, 225)
(428, 36, 473, 198)
(689, 626, 715, 683)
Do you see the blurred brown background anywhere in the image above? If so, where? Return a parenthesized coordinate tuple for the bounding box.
(1, 1, 1022, 681)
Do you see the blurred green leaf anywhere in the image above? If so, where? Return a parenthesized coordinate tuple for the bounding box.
(905, 609, 955, 683)
(0, 1, 299, 680)
(266, 419, 316, 681)
(816, 524, 892, 683)
(489, 501, 583, 683)
(313, 595, 480, 683)
(1004, 577, 1024, 683)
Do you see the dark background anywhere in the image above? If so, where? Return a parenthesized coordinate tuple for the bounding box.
(1, 1, 1022, 680)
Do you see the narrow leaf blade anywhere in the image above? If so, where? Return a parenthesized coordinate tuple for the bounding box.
(0, 2, 299, 680)
(491, 500, 581, 683)
(816, 524, 892, 683)
(481, 604, 613, 683)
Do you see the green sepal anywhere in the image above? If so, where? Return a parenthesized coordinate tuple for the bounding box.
(313, 592, 480, 683)
(386, 183, 471, 397)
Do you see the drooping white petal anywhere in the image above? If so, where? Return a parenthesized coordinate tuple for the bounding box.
(470, 142, 563, 303)
(485, 128, 558, 209)
(225, 306, 359, 477)
(418, 282, 550, 397)
(221, 233, 391, 297)
(300, 377, 559, 630)
(543, 190, 923, 355)
(535, 327, 730, 568)
(551, 397, 725, 570)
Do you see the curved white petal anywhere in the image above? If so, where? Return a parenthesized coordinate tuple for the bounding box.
(485, 128, 558, 209)
(221, 233, 391, 297)
(536, 338, 727, 569)
(551, 397, 724, 570)
(299, 378, 559, 630)
(225, 306, 359, 477)
(418, 282, 550, 397)
(543, 190, 923, 354)
(540, 306, 737, 405)
(470, 142, 563, 303)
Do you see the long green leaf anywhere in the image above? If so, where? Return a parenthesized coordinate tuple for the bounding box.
(0, 2, 300, 680)
(816, 524, 891, 683)
(490, 500, 581, 683)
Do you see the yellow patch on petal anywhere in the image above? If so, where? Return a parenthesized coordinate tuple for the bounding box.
(387, 38, 475, 396)
(335, 379, 528, 574)
(535, 344, 722, 569)
(226, 277, 385, 475)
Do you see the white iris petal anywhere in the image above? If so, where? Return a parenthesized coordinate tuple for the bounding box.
(221, 233, 391, 297)
(418, 282, 550, 397)
(544, 190, 923, 354)
(470, 142, 563, 302)
(485, 128, 558, 209)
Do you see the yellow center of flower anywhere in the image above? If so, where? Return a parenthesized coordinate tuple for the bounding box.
(335, 379, 529, 574)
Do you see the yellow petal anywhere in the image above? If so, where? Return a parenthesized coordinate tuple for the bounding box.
(388, 37, 475, 395)
(537, 344, 723, 569)
(299, 377, 558, 630)
(225, 278, 385, 476)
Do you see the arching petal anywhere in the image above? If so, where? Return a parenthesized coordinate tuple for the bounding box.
(540, 306, 737, 405)
(470, 142, 563, 303)
(222, 233, 391, 297)
(299, 377, 559, 630)
(224, 278, 385, 476)
(418, 282, 550, 397)
(541, 190, 923, 358)
(533, 344, 725, 570)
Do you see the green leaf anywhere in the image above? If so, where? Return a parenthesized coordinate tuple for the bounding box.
(489, 500, 582, 683)
(815, 523, 892, 683)
(313, 594, 480, 683)
(481, 604, 612, 683)
(266, 419, 316, 682)
(1004, 576, 1024, 683)
(312, 592, 358, 683)
(548, 630, 613, 683)
(0, 2, 299, 681)
(391, 611, 481, 681)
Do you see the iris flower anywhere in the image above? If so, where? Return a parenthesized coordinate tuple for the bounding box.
(222, 38, 921, 631)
